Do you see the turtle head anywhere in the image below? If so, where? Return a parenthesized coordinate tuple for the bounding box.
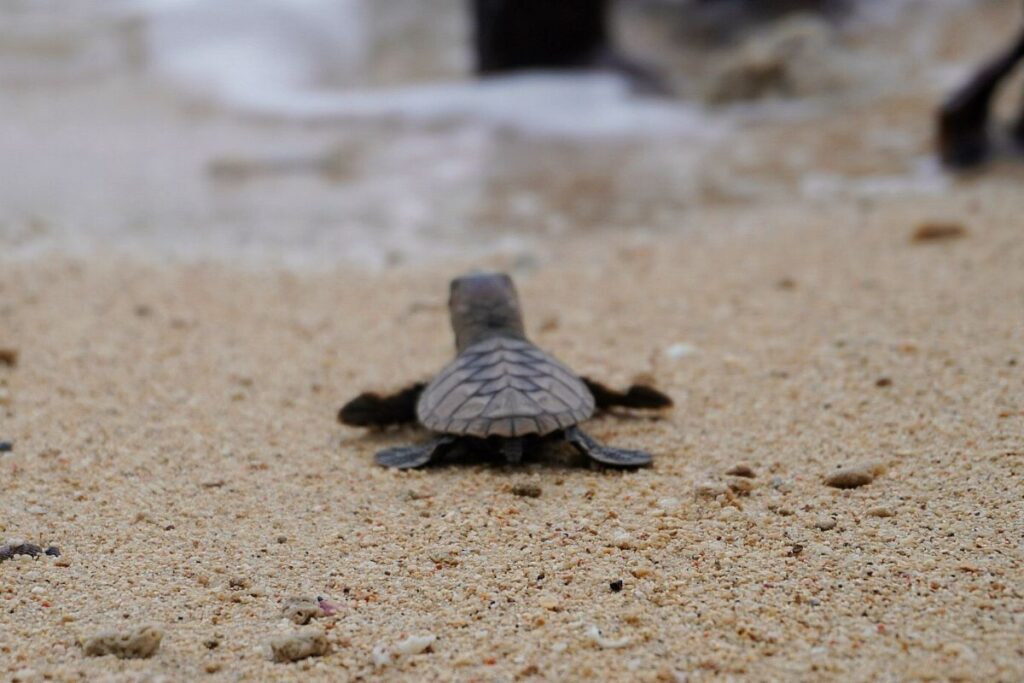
(449, 273, 527, 352)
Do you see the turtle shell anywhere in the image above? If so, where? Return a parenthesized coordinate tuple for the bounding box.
(417, 336, 595, 438)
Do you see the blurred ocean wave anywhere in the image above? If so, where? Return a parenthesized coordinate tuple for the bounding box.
(0, 0, 986, 267)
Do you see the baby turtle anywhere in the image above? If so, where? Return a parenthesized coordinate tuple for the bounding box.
(339, 273, 672, 468)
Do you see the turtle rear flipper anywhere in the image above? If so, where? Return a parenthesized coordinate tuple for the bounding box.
(582, 378, 672, 411)
(564, 426, 652, 468)
(339, 383, 426, 427)
(375, 436, 456, 469)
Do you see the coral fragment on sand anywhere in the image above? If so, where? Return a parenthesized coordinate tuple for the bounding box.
(269, 628, 329, 663)
(81, 625, 163, 659)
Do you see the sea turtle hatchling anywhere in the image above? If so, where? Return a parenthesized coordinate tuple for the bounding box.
(339, 273, 672, 468)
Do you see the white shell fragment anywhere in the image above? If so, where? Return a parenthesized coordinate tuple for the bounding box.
(372, 633, 437, 669)
(585, 625, 632, 649)
(665, 343, 698, 360)
(395, 634, 437, 655)
(372, 643, 393, 669)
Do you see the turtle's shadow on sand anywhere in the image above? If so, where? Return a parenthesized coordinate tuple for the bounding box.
(340, 428, 643, 472)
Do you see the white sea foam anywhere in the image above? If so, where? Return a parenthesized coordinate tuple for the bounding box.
(139, 0, 724, 139)
(0, 0, 977, 267)
(143, 0, 369, 96)
(229, 73, 724, 138)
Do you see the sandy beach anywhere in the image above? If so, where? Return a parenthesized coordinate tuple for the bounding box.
(2, 1, 1024, 681)
(3, 184, 1023, 680)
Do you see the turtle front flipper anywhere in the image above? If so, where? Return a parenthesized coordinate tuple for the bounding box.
(339, 382, 426, 427)
(375, 436, 456, 469)
(564, 426, 652, 468)
(582, 378, 672, 411)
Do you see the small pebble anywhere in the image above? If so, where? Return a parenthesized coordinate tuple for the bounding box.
(282, 597, 324, 625)
(0, 441, 12, 453)
(269, 628, 329, 663)
(372, 643, 393, 669)
(429, 549, 459, 567)
(0, 348, 18, 367)
(510, 483, 542, 498)
(911, 221, 966, 243)
(656, 497, 680, 510)
(695, 481, 727, 499)
(666, 343, 699, 360)
(0, 542, 42, 561)
(875, 377, 892, 387)
(317, 597, 341, 616)
(825, 463, 884, 489)
(394, 634, 436, 655)
(727, 477, 755, 495)
(814, 518, 837, 531)
(81, 624, 163, 659)
(44, 546, 61, 557)
(609, 579, 624, 592)
(866, 506, 895, 518)
(611, 530, 634, 549)
(276, 535, 288, 544)
(370, 635, 436, 669)
(725, 463, 756, 478)
(776, 277, 797, 290)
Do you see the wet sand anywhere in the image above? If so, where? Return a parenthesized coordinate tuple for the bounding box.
(2, 180, 1023, 681)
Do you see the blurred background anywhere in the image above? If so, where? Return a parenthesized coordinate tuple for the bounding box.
(0, 0, 1018, 267)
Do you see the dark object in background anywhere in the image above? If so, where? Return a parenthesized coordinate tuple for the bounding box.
(681, 0, 848, 43)
(690, 1, 845, 21)
(0, 441, 12, 452)
(938, 21, 1024, 169)
(469, 0, 665, 92)
(470, 0, 612, 74)
(911, 221, 967, 243)
(468, 0, 844, 92)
